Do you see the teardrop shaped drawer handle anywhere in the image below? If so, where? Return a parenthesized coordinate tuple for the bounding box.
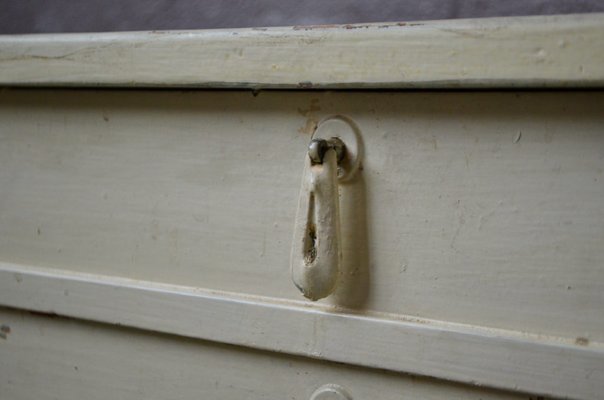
(291, 117, 361, 301)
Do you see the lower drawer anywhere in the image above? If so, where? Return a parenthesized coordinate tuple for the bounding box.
(0, 307, 532, 400)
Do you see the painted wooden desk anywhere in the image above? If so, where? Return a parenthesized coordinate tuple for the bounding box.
(1, 13, 603, 400)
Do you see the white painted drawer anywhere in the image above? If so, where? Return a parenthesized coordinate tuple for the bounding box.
(0, 307, 536, 400)
(1, 89, 603, 339)
(1, 88, 602, 399)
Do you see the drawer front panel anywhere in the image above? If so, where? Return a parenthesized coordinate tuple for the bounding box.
(1, 89, 603, 399)
(1, 89, 602, 341)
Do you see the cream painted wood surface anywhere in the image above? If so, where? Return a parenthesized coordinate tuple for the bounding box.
(0, 263, 601, 399)
(1, 89, 604, 398)
(1, 89, 603, 344)
(2, 14, 603, 400)
(1, 13, 604, 88)
(0, 307, 535, 400)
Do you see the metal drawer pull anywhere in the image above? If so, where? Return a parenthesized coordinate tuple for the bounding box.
(291, 117, 361, 301)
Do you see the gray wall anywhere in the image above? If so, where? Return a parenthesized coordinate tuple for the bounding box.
(2, 0, 604, 34)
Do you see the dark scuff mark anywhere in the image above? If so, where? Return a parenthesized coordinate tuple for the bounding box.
(292, 22, 424, 31)
(0, 324, 9, 339)
(28, 310, 59, 319)
(293, 24, 339, 31)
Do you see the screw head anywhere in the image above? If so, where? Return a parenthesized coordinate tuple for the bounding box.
(308, 139, 329, 164)
(311, 116, 362, 182)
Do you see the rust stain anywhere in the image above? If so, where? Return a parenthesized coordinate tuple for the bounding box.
(297, 99, 321, 135)
(298, 118, 318, 135)
(297, 99, 321, 117)
(575, 337, 589, 346)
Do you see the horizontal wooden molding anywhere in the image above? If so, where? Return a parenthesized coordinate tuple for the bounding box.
(0, 13, 603, 89)
(0, 262, 601, 399)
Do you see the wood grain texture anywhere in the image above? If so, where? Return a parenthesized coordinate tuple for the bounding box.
(0, 307, 536, 400)
(1, 264, 601, 399)
(0, 13, 603, 88)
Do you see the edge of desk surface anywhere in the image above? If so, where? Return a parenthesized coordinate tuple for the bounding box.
(0, 13, 603, 89)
